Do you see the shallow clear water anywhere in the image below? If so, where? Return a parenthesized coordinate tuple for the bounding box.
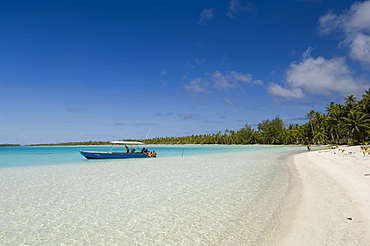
(0, 145, 259, 168)
(0, 145, 303, 245)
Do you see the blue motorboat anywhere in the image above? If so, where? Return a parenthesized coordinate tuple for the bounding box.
(80, 141, 156, 159)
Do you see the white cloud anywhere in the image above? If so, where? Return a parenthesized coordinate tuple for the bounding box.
(287, 51, 365, 95)
(199, 8, 215, 24)
(319, 1, 370, 35)
(269, 48, 368, 99)
(269, 1, 370, 100)
(227, 71, 252, 84)
(209, 70, 262, 91)
(318, 0, 370, 65)
(227, 0, 256, 19)
(344, 1, 370, 34)
(177, 113, 193, 120)
(211, 71, 232, 89)
(317, 11, 339, 35)
(184, 70, 263, 95)
(227, 0, 240, 19)
(227, 71, 263, 85)
(224, 99, 236, 106)
(184, 77, 209, 94)
(209, 70, 262, 92)
(267, 83, 304, 99)
(349, 33, 370, 64)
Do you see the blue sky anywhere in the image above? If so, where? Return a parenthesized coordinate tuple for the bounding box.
(1, 0, 370, 144)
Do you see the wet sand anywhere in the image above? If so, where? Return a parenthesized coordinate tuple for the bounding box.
(276, 146, 370, 245)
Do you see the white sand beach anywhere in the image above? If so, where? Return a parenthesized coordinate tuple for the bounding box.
(276, 146, 370, 246)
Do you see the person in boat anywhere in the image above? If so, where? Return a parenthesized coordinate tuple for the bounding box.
(141, 148, 148, 153)
(146, 150, 156, 157)
(131, 149, 136, 153)
(125, 145, 129, 153)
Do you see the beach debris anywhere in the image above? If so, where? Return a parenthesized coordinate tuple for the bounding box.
(360, 146, 370, 156)
(347, 217, 353, 220)
(339, 149, 345, 153)
(364, 174, 370, 176)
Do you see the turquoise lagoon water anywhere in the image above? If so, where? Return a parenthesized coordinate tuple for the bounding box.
(0, 145, 304, 245)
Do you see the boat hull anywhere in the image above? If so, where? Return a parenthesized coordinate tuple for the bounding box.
(80, 151, 149, 159)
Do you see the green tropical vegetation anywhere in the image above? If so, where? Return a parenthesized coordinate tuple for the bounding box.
(144, 90, 370, 145)
(2, 90, 369, 147)
(0, 144, 21, 147)
(25, 141, 111, 146)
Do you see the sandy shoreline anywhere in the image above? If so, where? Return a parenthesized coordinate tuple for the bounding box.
(275, 146, 370, 245)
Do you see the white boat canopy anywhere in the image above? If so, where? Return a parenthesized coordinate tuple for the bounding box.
(110, 141, 144, 145)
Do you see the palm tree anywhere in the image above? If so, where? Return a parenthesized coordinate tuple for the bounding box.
(306, 110, 316, 132)
(341, 110, 370, 144)
(305, 110, 327, 143)
(312, 127, 328, 144)
(237, 124, 256, 144)
(292, 124, 304, 144)
(326, 102, 344, 144)
(359, 89, 370, 115)
(345, 94, 357, 105)
(344, 95, 358, 111)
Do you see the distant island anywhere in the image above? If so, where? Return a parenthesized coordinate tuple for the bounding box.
(25, 141, 112, 146)
(2, 90, 369, 147)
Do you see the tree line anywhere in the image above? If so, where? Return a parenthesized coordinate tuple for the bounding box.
(144, 90, 370, 145)
(26, 141, 111, 146)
